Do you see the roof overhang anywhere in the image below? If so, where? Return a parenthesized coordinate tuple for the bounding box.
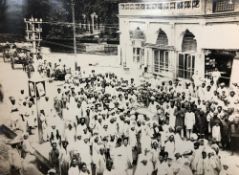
(144, 43, 175, 50)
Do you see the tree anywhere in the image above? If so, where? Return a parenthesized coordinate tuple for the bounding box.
(0, 0, 7, 32)
(0, 0, 7, 20)
(24, 0, 50, 19)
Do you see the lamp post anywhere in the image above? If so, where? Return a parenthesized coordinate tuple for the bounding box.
(24, 17, 42, 60)
(28, 76, 46, 144)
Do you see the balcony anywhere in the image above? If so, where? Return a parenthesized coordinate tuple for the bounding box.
(119, 0, 202, 17)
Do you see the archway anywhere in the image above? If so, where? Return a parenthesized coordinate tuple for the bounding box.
(156, 29, 168, 46)
(182, 30, 197, 52)
(154, 29, 169, 73)
(178, 30, 197, 79)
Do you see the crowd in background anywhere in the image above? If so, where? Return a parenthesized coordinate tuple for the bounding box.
(6, 54, 239, 175)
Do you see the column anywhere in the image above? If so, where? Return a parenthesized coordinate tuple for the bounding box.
(144, 22, 150, 68)
(88, 18, 91, 33)
(170, 21, 177, 79)
(195, 51, 205, 78)
(82, 14, 86, 30)
(123, 21, 130, 67)
(91, 12, 97, 34)
(230, 52, 239, 86)
(147, 48, 154, 74)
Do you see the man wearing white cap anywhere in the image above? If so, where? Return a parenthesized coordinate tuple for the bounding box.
(78, 137, 92, 174)
(128, 125, 137, 151)
(25, 102, 36, 135)
(112, 137, 133, 175)
(164, 135, 176, 159)
(59, 140, 70, 175)
(76, 117, 87, 138)
(93, 147, 106, 175)
(140, 124, 152, 152)
(167, 101, 176, 129)
(177, 160, 193, 175)
(48, 122, 62, 146)
(64, 123, 75, 145)
(135, 149, 153, 175)
(148, 97, 158, 114)
(9, 96, 20, 130)
(68, 158, 80, 175)
(155, 152, 168, 175)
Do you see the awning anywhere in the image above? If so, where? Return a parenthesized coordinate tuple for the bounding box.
(144, 43, 175, 50)
(201, 24, 239, 50)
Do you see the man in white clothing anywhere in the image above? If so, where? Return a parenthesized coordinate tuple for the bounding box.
(184, 108, 196, 139)
(68, 158, 80, 175)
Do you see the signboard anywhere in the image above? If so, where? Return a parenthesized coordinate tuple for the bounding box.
(28, 80, 46, 98)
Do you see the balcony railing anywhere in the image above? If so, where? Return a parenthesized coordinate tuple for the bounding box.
(119, 0, 200, 12)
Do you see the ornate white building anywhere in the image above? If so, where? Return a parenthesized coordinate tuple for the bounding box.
(118, 0, 239, 86)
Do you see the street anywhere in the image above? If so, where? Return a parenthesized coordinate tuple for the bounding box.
(1, 52, 239, 175)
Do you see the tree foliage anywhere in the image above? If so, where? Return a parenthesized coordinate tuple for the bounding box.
(24, 0, 50, 19)
(0, 0, 7, 21)
(0, 0, 119, 40)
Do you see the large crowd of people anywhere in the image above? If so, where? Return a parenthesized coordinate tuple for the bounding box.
(5, 53, 239, 175)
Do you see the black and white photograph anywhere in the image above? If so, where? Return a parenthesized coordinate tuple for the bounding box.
(0, 0, 239, 175)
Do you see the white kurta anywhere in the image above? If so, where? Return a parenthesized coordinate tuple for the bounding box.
(156, 162, 168, 175)
(184, 112, 195, 130)
(68, 166, 80, 175)
(135, 153, 153, 175)
(112, 145, 133, 175)
(212, 125, 221, 142)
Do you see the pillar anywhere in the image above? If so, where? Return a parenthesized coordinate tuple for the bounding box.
(230, 52, 239, 86)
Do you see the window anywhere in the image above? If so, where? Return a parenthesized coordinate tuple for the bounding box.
(182, 30, 197, 52)
(213, 0, 234, 12)
(156, 30, 168, 46)
(154, 50, 169, 73)
(133, 47, 144, 63)
(178, 54, 195, 79)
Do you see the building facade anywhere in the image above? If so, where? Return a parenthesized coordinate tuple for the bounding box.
(118, 0, 239, 86)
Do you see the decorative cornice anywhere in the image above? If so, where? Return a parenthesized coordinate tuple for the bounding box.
(118, 11, 239, 20)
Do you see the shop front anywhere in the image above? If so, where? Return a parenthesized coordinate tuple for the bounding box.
(205, 50, 235, 86)
(201, 24, 239, 86)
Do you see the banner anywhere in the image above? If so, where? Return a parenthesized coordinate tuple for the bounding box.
(36, 81, 46, 97)
(28, 81, 46, 98)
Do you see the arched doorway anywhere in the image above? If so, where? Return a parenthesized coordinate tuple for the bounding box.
(178, 30, 197, 79)
(130, 27, 145, 65)
(154, 29, 169, 73)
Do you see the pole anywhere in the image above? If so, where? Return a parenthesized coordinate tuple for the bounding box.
(71, 0, 77, 55)
(32, 19, 36, 59)
(33, 82, 42, 144)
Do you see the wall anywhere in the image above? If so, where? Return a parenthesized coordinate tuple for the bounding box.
(119, 10, 239, 80)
